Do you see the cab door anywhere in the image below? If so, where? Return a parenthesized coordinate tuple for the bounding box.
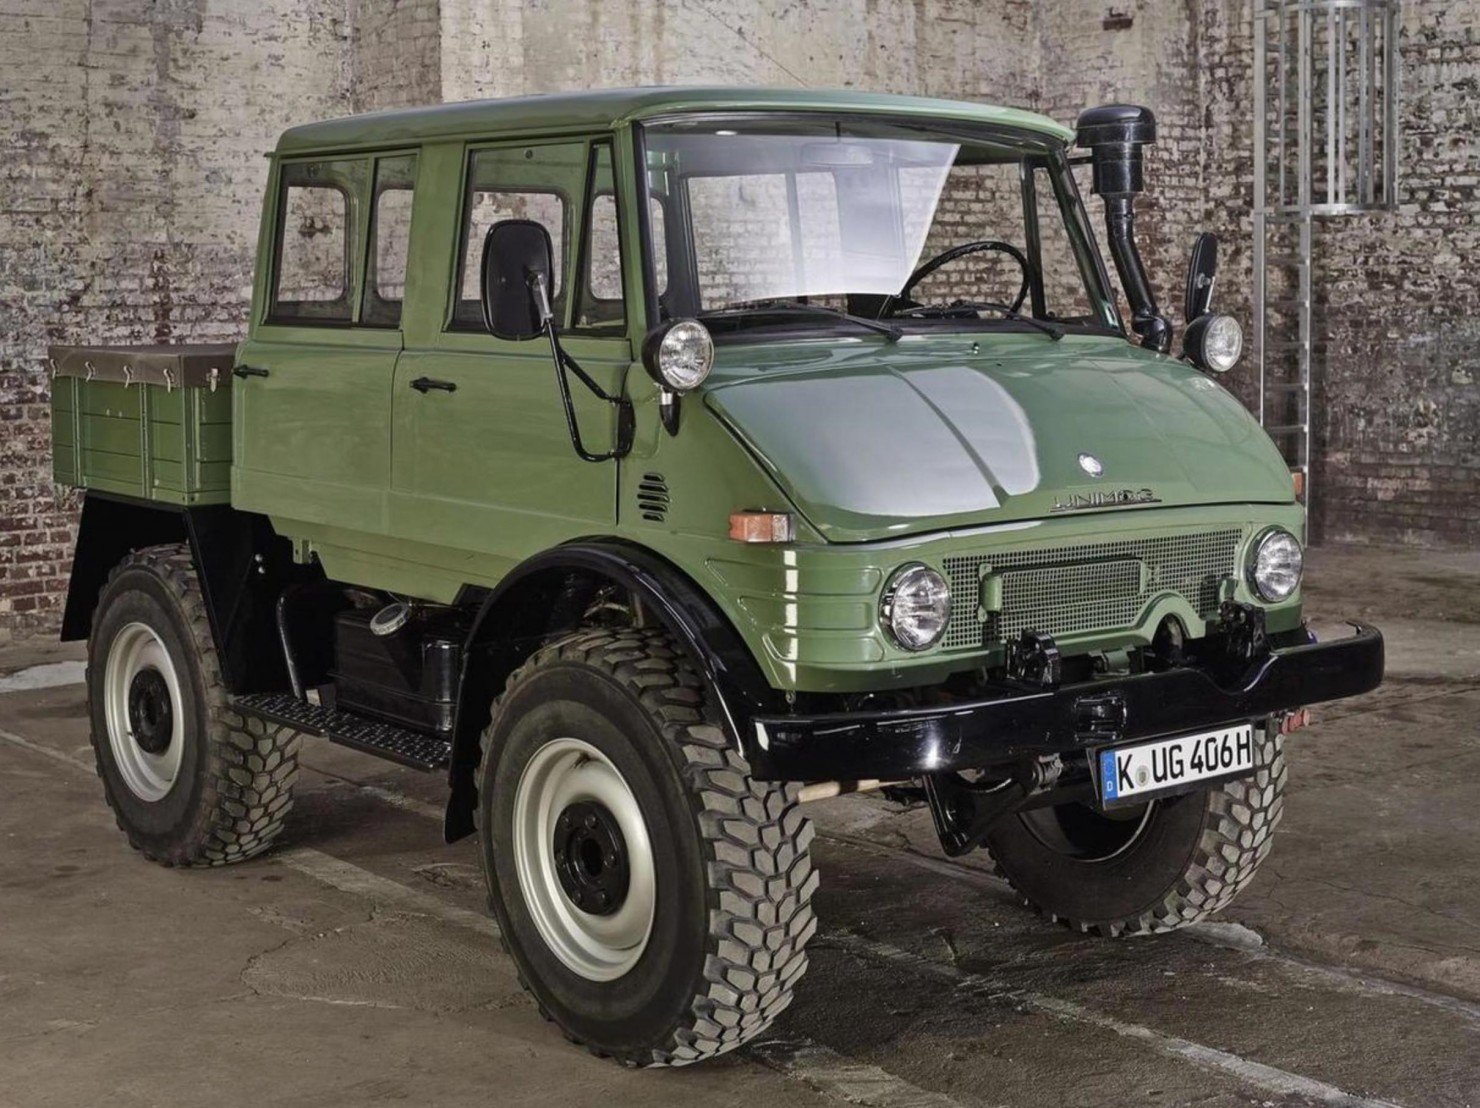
(234, 153, 418, 543)
(390, 138, 631, 588)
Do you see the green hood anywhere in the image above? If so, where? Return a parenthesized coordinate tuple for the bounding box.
(703, 335, 1295, 543)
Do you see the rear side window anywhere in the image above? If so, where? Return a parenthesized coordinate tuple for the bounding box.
(363, 154, 418, 327)
(451, 142, 584, 330)
(269, 158, 367, 324)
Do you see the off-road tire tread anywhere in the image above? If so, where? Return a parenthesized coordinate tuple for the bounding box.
(89, 544, 302, 867)
(992, 728, 1286, 937)
(477, 627, 817, 1067)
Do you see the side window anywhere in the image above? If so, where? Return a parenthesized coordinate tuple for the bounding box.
(575, 144, 624, 330)
(581, 196, 623, 304)
(363, 154, 418, 327)
(270, 158, 367, 324)
(452, 142, 583, 330)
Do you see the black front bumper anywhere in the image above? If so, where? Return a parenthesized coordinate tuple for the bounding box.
(745, 624, 1384, 781)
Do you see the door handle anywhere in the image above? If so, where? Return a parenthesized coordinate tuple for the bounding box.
(232, 365, 269, 379)
(410, 377, 457, 394)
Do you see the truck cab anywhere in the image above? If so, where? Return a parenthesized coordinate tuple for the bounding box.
(51, 88, 1382, 1066)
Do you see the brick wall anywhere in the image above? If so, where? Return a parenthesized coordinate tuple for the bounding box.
(2, 0, 1476, 642)
(348, 0, 441, 113)
(1043, 1, 1480, 546)
(1, 0, 352, 644)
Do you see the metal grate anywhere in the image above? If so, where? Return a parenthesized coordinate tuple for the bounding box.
(941, 529, 1242, 651)
(234, 692, 452, 771)
(1253, 1, 1401, 526)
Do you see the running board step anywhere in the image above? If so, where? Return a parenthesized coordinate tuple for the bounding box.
(233, 693, 451, 771)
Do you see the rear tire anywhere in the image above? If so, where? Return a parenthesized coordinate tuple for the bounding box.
(477, 628, 817, 1066)
(985, 725, 1286, 935)
(87, 544, 301, 866)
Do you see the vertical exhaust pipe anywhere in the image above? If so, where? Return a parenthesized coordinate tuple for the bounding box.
(1076, 104, 1171, 353)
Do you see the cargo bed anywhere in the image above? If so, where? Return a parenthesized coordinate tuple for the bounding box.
(49, 343, 237, 506)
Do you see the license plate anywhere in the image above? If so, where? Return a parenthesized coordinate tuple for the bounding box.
(1098, 723, 1255, 806)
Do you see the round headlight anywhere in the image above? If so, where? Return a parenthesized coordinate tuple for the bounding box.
(1183, 313, 1243, 374)
(1247, 527, 1303, 602)
(881, 564, 951, 651)
(641, 318, 714, 392)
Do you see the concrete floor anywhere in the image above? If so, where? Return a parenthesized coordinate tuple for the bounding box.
(1, 543, 1476, 1108)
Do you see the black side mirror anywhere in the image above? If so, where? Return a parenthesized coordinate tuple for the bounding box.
(478, 218, 632, 463)
(1184, 232, 1218, 322)
(480, 219, 554, 340)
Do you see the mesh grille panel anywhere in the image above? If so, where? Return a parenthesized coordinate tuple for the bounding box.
(942, 529, 1241, 651)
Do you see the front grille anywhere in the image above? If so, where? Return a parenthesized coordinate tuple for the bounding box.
(942, 529, 1242, 651)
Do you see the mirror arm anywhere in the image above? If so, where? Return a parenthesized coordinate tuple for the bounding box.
(538, 316, 633, 464)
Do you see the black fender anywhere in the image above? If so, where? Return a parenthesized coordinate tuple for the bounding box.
(62, 492, 297, 694)
(443, 538, 779, 842)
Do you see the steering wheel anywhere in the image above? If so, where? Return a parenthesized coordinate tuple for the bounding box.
(896, 240, 1032, 314)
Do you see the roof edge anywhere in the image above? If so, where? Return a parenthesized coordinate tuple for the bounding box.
(274, 86, 1074, 154)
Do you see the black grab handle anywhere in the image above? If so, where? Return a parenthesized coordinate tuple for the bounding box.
(232, 365, 269, 379)
(410, 377, 457, 394)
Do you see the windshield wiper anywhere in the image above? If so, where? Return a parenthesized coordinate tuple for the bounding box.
(701, 301, 903, 342)
(896, 299, 1065, 341)
(995, 309, 1065, 342)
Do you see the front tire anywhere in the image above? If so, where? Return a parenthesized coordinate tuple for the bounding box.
(87, 544, 301, 866)
(985, 725, 1286, 935)
(478, 628, 817, 1066)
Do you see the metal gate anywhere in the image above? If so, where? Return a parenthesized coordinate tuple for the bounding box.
(1252, 0, 1400, 525)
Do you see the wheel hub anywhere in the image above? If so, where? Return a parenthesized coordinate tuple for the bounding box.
(552, 800, 629, 915)
(103, 622, 185, 803)
(511, 737, 657, 981)
(126, 667, 174, 755)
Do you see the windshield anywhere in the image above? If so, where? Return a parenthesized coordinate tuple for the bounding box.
(641, 117, 1121, 339)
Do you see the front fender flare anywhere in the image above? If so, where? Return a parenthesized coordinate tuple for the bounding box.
(443, 538, 777, 841)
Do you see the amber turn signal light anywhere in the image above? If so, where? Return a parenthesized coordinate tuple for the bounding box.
(729, 511, 796, 543)
(1291, 469, 1306, 499)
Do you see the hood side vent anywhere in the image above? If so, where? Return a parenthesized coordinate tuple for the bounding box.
(637, 472, 669, 523)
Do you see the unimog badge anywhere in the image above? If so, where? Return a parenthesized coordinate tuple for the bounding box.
(1051, 488, 1161, 512)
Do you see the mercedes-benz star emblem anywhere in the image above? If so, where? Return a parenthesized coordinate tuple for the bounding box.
(1078, 453, 1104, 477)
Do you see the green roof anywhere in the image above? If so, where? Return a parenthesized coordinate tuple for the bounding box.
(274, 86, 1074, 154)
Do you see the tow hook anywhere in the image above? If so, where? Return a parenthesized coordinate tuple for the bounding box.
(1007, 630, 1062, 687)
(1215, 600, 1270, 664)
(924, 754, 1064, 857)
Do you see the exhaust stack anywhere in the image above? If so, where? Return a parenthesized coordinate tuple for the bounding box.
(1076, 104, 1171, 353)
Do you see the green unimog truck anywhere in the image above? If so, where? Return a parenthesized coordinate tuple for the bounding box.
(49, 88, 1383, 1065)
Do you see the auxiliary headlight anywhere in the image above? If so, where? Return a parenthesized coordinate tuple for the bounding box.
(1247, 527, 1303, 602)
(641, 318, 714, 392)
(880, 564, 951, 651)
(1183, 313, 1243, 374)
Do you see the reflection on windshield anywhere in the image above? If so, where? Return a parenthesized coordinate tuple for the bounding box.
(677, 135, 956, 302)
(645, 119, 1114, 333)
